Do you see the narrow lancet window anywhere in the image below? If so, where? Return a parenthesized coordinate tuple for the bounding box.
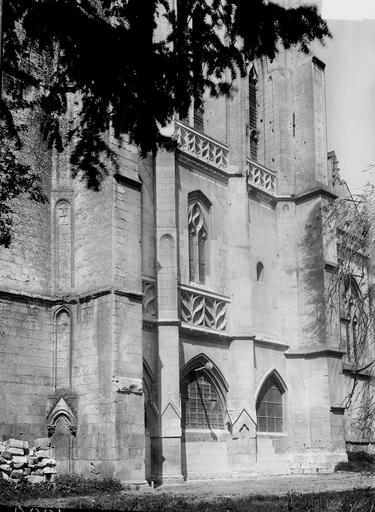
(188, 203, 207, 284)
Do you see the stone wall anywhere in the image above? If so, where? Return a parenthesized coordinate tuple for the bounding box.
(0, 438, 56, 483)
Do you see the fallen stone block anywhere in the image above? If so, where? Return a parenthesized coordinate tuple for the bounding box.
(10, 469, 23, 479)
(31, 469, 44, 476)
(7, 439, 28, 450)
(43, 467, 57, 474)
(36, 450, 50, 459)
(12, 463, 26, 470)
(0, 464, 11, 473)
(42, 458, 56, 467)
(34, 438, 51, 450)
(12, 455, 28, 465)
(25, 475, 45, 484)
(8, 447, 24, 456)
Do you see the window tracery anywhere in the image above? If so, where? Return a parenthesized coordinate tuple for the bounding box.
(188, 202, 208, 284)
(340, 275, 364, 363)
(181, 371, 225, 429)
(256, 374, 285, 433)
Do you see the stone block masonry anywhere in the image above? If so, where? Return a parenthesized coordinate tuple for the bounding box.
(0, 438, 57, 482)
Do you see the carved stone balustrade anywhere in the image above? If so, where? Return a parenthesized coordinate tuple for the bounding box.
(142, 279, 157, 317)
(246, 159, 277, 195)
(175, 121, 229, 170)
(180, 286, 229, 331)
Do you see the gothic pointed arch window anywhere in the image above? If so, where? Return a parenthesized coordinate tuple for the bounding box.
(188, 191, 212, 285)
(181, 354, 228, 430)
(340, 275, 364, 363)
(256, 372, 286, 433)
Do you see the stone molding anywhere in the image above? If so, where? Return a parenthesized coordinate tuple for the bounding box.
(285, 348, 345, 359)
(246, 159, 277, 196)
(46, 397, 77, 436)
(0, 286, 143, 306)
(179, 285, 230, 332)
(175, 121, 229, 170)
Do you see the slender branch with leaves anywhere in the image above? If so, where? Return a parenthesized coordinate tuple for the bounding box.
(323, 180, 375, 441)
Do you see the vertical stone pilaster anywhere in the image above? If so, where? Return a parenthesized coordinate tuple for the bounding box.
(154, 148, 183, 482)
(228, 338, 256, 474)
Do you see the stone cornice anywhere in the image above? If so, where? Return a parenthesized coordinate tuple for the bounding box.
(285, 348, 345, 359)
(177, 150, 234, 185)
(180, 322, 232, 343)
(254, 337, 290, 350)
(113, 172, 143, 189)
(342, 362, 374, 380)
(274, 187, 338, 205)
(0, 286, 143, 306)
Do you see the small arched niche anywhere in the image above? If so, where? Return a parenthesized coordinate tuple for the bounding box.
(256, 261, 264, 282)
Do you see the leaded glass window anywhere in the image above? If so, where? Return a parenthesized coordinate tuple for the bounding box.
(256, 376, 284, 433)
(181, 372, 224, 429)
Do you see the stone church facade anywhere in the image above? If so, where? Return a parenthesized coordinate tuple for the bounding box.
(1, 6, 374, 484)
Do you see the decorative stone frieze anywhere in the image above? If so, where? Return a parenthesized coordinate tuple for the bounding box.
(175, 121, 229, 169)
(246, 159, 277, 195)
(180, 287, 228, 331)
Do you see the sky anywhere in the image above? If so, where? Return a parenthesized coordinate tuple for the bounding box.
(319, 1, 375, 191)
(322, 0, 375, 20)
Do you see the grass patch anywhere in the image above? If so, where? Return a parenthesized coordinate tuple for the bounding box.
(335, 451, 375, 473)
(1, 485, 374, 511)
(0, 474, 123, 503)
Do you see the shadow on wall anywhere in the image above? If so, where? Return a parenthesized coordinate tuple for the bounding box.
(300, 202, 327, 344)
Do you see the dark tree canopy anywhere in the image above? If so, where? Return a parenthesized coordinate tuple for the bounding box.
(0, 0, 330, 245)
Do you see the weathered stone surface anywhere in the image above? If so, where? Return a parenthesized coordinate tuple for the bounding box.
(32, 469, 44, 476)
(1, 452, 12, 461)
(25, 475, 45, 483)
(13, 463, 25, 470)
(36, 449, 50, 459)
(10, 470, 23, 479)
(0, 464, 11, 473)
(43, 466, 57, 474)
(12, 455, 28, 465)
(7, 439, 28, 450)
(8, 447, 24, 456)
(34, 438, 51, 450)
(42, 458, 56, 467)
(23, 468, 31, 476)
(1, 471, 10, 481)
(27, 456, 38, 466)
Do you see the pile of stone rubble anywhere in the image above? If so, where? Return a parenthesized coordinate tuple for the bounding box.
(0, 438, 57, 483)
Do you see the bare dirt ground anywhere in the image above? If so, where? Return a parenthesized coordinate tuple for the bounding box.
(156, 472, 375, 497)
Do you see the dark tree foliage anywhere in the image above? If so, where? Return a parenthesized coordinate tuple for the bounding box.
(0, 0, 330, 245)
